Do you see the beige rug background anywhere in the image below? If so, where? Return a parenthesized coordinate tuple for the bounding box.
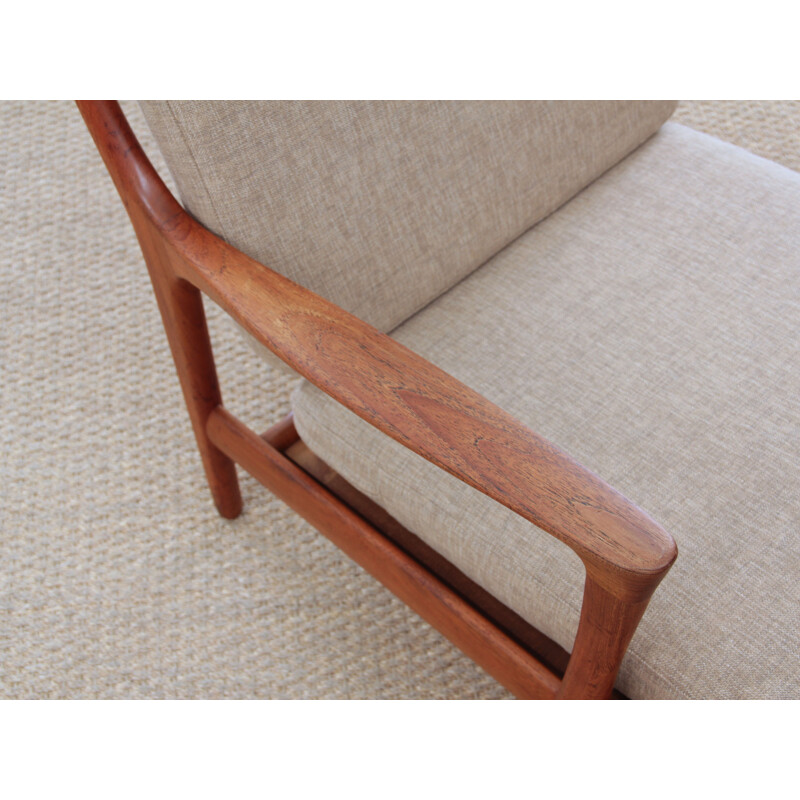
(1, 101, 798, 699)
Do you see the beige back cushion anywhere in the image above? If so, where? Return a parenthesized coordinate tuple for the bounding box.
(140, 101, 676, 332)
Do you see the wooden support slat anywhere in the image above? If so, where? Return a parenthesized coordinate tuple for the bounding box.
(260, 412, 299, 451)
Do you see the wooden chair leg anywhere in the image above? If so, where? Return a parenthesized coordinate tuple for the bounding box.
(140, 237, 242, 519)
(556, 575, 651, 699)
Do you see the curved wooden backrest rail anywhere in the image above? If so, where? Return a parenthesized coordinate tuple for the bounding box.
(77, 100, 678, 699)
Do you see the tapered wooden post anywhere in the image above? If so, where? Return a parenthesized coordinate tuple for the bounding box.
(557, 574, 653, 699)
(142, 239, 242, 519)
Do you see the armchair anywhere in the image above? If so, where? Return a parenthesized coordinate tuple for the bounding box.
(77, 100, 799, 699)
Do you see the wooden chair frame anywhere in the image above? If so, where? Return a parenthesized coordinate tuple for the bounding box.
(78, 100, 677, 699)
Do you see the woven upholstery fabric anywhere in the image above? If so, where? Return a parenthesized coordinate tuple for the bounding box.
(140, 101, 676, 336)
(292, 122, 800, 700)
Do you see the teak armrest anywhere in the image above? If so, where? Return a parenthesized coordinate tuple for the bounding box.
(187, 242, 676, 598)
(79, 100, 677, 698)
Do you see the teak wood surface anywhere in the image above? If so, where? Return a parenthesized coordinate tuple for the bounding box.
(77, 100, 678, 699)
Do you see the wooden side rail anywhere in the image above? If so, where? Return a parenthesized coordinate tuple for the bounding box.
(77, 100, 678, 698)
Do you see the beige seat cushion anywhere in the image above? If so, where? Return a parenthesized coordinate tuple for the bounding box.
(291, 122, 800, 699)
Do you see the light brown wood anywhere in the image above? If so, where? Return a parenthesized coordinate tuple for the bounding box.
(207, 406, 562, 699)
(77, 100, 679, 698)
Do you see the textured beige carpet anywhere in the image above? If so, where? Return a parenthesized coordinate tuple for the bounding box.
(1, 101, 797, 699)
